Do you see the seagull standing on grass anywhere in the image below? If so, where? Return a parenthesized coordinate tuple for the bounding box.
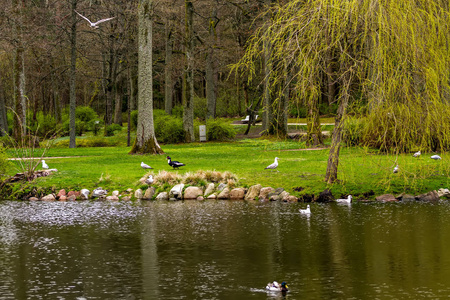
(42, 160, 49, 169)
(75, 10, 116, 29)
(141, 162, 153, 170)
(431, 155, 442, 160)
(265, 157, 279, 171)
(299, 205, 311, 215)
(413, 151, 421, 158)
(393, 165, 399, 173)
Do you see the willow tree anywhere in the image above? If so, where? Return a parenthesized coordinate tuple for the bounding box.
(130, 0, 163, 154)
(235, 0, 450, 183)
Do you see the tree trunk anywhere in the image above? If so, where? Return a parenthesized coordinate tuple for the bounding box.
(130, 0, 163, 155)
(206, 5, 218, 120)
(69, 0, 77, 148)
(183, 0, 195, 142)
(164, 18, 173, 115)
(0, 75, 8, 136)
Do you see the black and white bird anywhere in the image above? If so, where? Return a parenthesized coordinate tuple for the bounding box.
(167, 156, 185, 169)
(336, 195, 352, 204)
(75, 10, 116, 29)
(431, 155, 442, 160)
(265, 157, 279, 171)
(42, 160, 49, 169)
(141, 162, 153, 170)
(299, 205, 311, 215)
(413, 151, 421, 158)
(393, 165, 399, 173)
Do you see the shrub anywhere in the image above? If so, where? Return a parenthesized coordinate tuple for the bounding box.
(29, 112, 57, 137)
(194, 97, 207, 119)
(172, 105, 183, 118)
(155, 115, 185, 144)
(206, 119, 236, 141)
(342, 116, 364, 146)
(130, 110, 138, 130)
(75, 106, 98, 123)
(86, 119, 103, 136)
(105, 123, 122, 136)
(62, 119, 86, 136)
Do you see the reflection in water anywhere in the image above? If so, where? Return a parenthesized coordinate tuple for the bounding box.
(1, 200, 450, 299)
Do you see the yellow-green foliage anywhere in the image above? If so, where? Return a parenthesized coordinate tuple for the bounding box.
(234, 0, 450, 153)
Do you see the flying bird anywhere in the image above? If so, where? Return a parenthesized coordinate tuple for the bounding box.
(42, 160, 49, 169)
(393, 165, 399, 173)
(299, 204, 311, 214)
(265, 157, 279, 171)
(167, 156, 185, 169)
(413, 151, 421, 158)
(141, 162, 153, 169)
(431, 155, 442, 160)
(75, 10, 116, 29)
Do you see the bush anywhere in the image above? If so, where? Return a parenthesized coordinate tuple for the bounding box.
(130, 110, 138, 130)
(155, 114, 185, 144)
(194, 97, 207, 119)
(342, 116, 364, 146)
(206, 119, 236, 141)
(75, 106, 99, 123)
(172, 105, 183, 118)
(86, 119, 103, 136)
(105, 123, 122, 136)
(62, 119, 86, 136)
(28, 112, 57, 137)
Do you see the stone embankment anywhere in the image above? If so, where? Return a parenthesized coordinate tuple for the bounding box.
(28, 184, 450, 203)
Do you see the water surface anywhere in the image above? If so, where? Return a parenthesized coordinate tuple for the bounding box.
(1, 200, 450, 299)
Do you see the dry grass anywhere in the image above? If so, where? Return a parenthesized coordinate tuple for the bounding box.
(151, 170, 239, 186)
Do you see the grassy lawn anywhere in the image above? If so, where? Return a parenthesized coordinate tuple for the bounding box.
(5, 135, 449, 200)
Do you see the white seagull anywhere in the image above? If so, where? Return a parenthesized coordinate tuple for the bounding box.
(145, 175, 154, 185)
(393, 165, 399, 173)
(431, 155, 442, 160)
(299, 204, 311, 214)
(336, 195, 352, 203)
(75, 10, 116, 29)
(141, 162, 153, 169)
(265, 157, 279, 171)
(413, 151, 421, 158)
(42, 160, 49, 169)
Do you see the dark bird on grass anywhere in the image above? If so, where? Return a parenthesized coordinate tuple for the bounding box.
(265, 157, 279, 171)
(431, 155, 442, 160)
(141, 162, 153, 169)
(413, 151, 421, 158)
(167, 156, 185, 169)
(75, 10, 116, 29)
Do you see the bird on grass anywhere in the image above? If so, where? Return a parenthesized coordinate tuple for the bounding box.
(413, 151, 421, 158)
(431, 155, 442, 160)
(299, 204, 311, 214)
(141, 162, 153, 170)
(337, 195, 352, 204)
(393, 165, 399, 173)
(167, 156, 185, 169)
(42, 160, 49, 169)
(75, 10, 116, 29)
(265, 157, 279, 171)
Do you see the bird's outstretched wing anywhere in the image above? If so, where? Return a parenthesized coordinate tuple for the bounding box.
(74, 10, 93, 26)
(93, 17, 116, 26)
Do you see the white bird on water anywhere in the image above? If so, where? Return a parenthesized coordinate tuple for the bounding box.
(299, 205, 311, 214)
(265, 157, 279, 171)
(75, 10, 116, 29)
(431, 155, 442, 160)
(336, 195, 352, 204)
(141, 162, 153, 169)
(42, 160, 49, 169)
(413, 151, 421, 158)
(393, 165, 399, 173)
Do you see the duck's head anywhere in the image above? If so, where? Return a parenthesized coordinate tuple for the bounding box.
(281, 282, 288, 288)
(166, 156, 171, 159)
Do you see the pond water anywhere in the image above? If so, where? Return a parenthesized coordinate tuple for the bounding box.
(1, 200, 450, 299)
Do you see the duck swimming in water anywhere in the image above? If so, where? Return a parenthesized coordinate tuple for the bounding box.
(266, 281, 288, 292)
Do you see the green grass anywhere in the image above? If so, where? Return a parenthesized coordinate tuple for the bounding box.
(4, 136, 449, 200)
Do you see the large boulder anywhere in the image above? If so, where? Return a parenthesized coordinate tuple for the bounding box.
(207, 194, 217, 199)
(41, 194, 56, 201)
(268, 188, 285, 201)
(57, 189, 66, 198)
(143, 187, 156, 200)
(230, 188, 246, 200)
(184, 186, 203, 199)
(170, 184, 185, 200)
(376, 194, 397, 202)
(259, 187, 275, 202)
(283, 195, 298, 203)
(106, 195, 119, 201)
(245, 184, 262, 200)
(134, 189, 143, 200)
(416, 190, 440, 202)
(204, 183, 215, 196)
(156, 192, 169, 201)
(217, 187, 230, 199)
